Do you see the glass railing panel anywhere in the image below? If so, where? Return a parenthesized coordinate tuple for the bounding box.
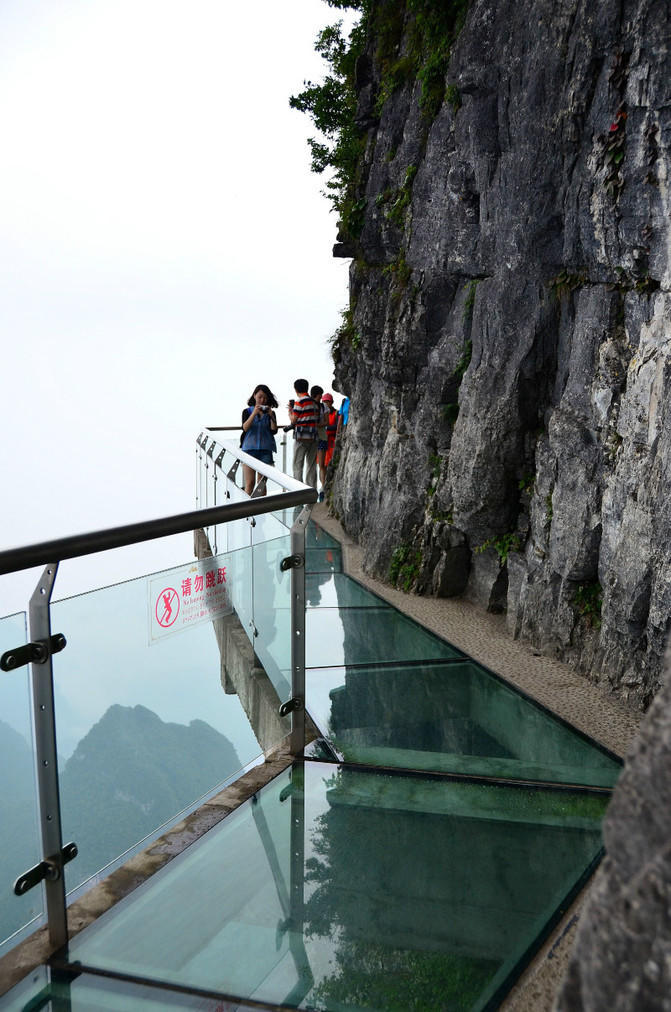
(305, 607, 463, 669)
(197, 448, 254, 621)
(64, 760, 607, 1011)
(49, 553, 275, 897)
(200, 446, 212, 511)
(196, 438, 212, 546)
(224, 541, 254, 645)
(223, 482, 252, 555)
(304, 659, 621, 787)
(251, 533, 293, 707)
(276, 429, 295, 480)
(249, 476, 312, 541)
(206, 445, 217, 512)
(195, 438, 206, 512)
(251, 478, 292, 543)
(0, 611, 45, 956)
(205, 446, 237, 555)
(206, 464, 225, 559)
(223, 449, 246, 494)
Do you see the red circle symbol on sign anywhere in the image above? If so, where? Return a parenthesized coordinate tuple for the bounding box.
(156, 587, 180, 628)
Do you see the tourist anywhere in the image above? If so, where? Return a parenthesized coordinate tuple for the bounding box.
(311, 384, 329, 501)
(289, 379, 319, 487)
(321, 393, 338, 497)
(240, 384, 278, 495)
(337, 395, 350, 435)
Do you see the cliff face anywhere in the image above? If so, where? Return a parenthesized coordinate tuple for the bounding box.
(331, 0, 671, 707)
(558, 647, 671, 1009)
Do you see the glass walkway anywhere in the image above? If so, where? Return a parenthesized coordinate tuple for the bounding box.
(0, 438, 622, 1011)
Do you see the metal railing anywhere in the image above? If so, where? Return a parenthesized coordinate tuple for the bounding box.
(0, 434, 316, 956)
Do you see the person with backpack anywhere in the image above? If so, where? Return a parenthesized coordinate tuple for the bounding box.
(288, 378, 319, 488)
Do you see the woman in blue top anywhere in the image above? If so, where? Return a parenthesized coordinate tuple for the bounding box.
(241, 384, 278, 495)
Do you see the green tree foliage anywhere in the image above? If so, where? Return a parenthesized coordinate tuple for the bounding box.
(289, 3, 370, 237)
(290, 1, 470, 241)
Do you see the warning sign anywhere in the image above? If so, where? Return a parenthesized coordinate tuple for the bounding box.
(148, 555, 232, 644)
(156, 587, 180, 628)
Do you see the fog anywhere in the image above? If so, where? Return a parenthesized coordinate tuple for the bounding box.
(0, 0, 348, 616)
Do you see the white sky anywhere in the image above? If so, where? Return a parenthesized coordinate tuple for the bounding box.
(0, 0, 350, 615)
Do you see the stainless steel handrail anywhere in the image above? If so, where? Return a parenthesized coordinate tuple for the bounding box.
(202, 421, 291, 432)
(0, 489, 316, 576)
(200, 432, 300, 491)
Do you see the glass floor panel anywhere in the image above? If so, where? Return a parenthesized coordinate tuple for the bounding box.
(305, 661, 622, 787)
(306, 571, 387, 609)
(305, 547, 342, 574)
(306, 522, 341, 550)
(0, 967, 255, 1011)
(306, 607, 463, 668)
(62, 761, 607, 1012)
(263, 606, 463, 673)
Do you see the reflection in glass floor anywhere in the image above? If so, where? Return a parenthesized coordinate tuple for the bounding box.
(306, 607, 463, 669)
(0, 965, 241, 1011)
(1, 520, 622, 1011)
(301, 551, 621, 790)
(61, 762, 607, 1011)
(305, 660, 620, 787)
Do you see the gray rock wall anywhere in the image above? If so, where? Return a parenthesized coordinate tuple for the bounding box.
(556, 645, 671, 1010)
(332, 0, 671, 706)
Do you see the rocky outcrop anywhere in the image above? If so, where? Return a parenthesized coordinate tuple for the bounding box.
(556, 646, 671, 1010)
(332, 0, 671, 706)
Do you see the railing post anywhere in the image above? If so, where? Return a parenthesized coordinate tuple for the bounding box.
(212, 448, 218, 555)
(206, 440, 215, 509)
(215, 448, 227, 554)
(196, 431, 206, 512)
(289, 507, 310, 754)
(287, 764, 313, 1002)
(28, 564, 68, 950)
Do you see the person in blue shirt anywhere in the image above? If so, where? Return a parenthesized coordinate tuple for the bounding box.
(337, 395, 350, 435)
(241, 384, 278, 495)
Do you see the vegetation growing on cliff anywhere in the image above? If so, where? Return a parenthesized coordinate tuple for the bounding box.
(572, 581, 603, 629)
(389, 542, 422, 590)
(289, 1, 370, 239)
(475, 532, 523, 568)
(290, 0, 470, 242)
(329, 303, 361, 361)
